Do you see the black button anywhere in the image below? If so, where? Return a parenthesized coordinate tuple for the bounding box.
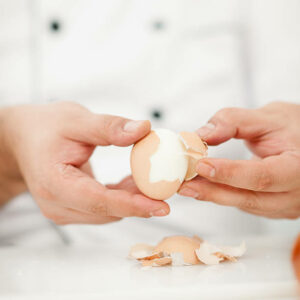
(50, 20, 61, 32)
(151, 109, 163, 120)
(152, 20, 166, 31)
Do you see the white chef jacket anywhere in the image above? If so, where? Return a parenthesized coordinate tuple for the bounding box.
(0, 0, 300, 246)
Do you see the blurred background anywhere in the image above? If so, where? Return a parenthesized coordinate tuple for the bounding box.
(0, 0, 300, 247)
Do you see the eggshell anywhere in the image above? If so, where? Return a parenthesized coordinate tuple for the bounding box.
(141, 257, 172, 267)
(129, 236, 246, 267)
(131, 129, 207, 200)
(129, 243, 155, 259)
(130, 130, 186, 200)
(154, 236, 201, 265)
(179, 131, 207, 181)
(195, 241, 246, 265)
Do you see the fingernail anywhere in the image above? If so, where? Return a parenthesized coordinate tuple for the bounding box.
(197, 122, 215, 139)
(178, 188, 199, 198)
(197, 162, 216, 177)
(150, 209, 168, 217)
(123, 120, 144, 132)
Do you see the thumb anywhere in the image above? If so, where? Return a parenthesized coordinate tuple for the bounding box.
(68, 113, 151, 146)
(196, 107, 274, 145)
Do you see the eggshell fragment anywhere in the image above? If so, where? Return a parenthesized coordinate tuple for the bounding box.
(220, 241, 246, 258)
(154, 236, 201, 265)
(141, 257, 172, 267)
(129, 236, 246, 267)
(195, 241, 246, 265)
(137, 252, 164, 261)
(129, 243, 155, 259)
(179, 131, 208, 153)
(195, 242, 223, 265)
(179, 132, 207, 181)
(192, 235, 203, 243)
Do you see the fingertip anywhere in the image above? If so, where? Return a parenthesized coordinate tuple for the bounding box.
(132, 194, 170, 218)
(196, 159, 216, 178)
(150, 202, 170, 217)
(196, 122, 216, 140)
(134, 119, 151, 138)
(120, 119, 151, 146)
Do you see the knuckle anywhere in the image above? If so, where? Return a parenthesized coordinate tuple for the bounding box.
(93, 115, 125, 145)
(196, 189, 208, 201)
(103, 116, 123, 135)
(131, 195, 149, 217)
(59, 164, 78, 180)
(89, 201, 108, 216)
(255, 169, 273, 191)
(218, 165, 234, 183)
(240, 193, 261, 211)
(215, 107, 238, 122)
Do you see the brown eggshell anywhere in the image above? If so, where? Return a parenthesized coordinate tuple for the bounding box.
(129, 243, 155, 259)
(154, 236, 201, 265)
(130, 131, 181, 200)
(141, 257, 172, 267)
(179, 132, 207, 181)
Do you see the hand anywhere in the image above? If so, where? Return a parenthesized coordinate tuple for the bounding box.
(2, 102, 169, 224)
(179, 102, 300, 219)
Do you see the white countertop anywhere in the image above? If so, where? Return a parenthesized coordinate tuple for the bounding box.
(0, 232, 298, 300)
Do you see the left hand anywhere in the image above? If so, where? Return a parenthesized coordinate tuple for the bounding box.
(179, 102, 300, 219)
(2, 102, 169, 224)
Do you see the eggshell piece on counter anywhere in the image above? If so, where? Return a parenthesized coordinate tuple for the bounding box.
(154, 236, 201, 265)
(141, 257, 172, 267)
(129, 235, 246, 268)
(130, 129, 188, 200)
(129, 243, 155, 259)
(195, 241, 246, 265)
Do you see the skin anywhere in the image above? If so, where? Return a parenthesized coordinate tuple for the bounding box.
(0, 102, 169, 224)
(179, 102, 300, 219)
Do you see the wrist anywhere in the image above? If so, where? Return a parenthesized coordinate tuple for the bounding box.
(0, 107, 27, 205)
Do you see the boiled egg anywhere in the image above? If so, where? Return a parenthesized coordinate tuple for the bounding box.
(130, 129, 207, 200)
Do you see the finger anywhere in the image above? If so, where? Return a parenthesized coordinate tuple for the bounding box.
(50, 164, 170, 218)
(106, 176, 140, 194)
(178, 177, 289, 214)
(80, 161, 94, 177)
(65, 112, 151, 147)
(195, 153, 300, 192)
(39, 202, 121, 225)
(196, 107, 275, 145)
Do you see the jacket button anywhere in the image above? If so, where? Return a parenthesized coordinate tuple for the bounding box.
(152, 20, 166, 31)
(151, 109, 163, 120)
(50, 20, 61, 32)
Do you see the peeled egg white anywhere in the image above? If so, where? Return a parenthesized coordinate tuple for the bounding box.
(130, 128, 207, 200)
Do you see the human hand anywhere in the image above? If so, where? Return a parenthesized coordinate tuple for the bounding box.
(2, 102, 169, 224)
(179, 102, 300, 219)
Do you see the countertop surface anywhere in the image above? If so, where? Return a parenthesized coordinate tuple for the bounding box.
(0, 232, 298, 300)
